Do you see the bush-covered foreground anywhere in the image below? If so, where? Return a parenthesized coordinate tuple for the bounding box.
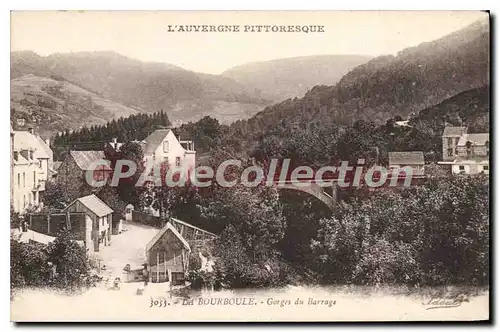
(11, 230, 94, 294)
(194, 175, 489, 289)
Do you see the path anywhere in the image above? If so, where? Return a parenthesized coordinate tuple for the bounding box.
(97, 221, 159, 277)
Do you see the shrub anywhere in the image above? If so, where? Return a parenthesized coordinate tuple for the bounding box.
(312, 175, 489, 286)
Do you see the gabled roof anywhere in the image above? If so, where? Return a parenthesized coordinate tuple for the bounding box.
(70, 150, 110, 171)
(35, 136, 53, 159)
(457, 133, 489, 147)
(442, 126, 467, 137)
(389, 151, 425, 165)
(64, 194, 113, 217)
(13, 130, 51, 159)
(143, 129, 172, 156)
(145, 221, 191, 254)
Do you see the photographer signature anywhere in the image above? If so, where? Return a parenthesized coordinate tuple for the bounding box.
(422, 294, 469, 310)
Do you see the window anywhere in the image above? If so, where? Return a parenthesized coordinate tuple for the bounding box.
(17, 173, 20, 188)
(102, 217, 105, 227)
(23, 172, 25, 188)
(23, 195, 26, 207)
(39, 160, 42, 168)
(447, 148, 454, 157)
(33, 171, 36, 186)
(164, 156, 169, 164)
(483, 165, 489, 171)
(176, 157, 181, 167)
(29, 193, 32, 204)
(447, 137, 453, 146)
(459, 165, 465, 170)
(163, 141, 169, 153)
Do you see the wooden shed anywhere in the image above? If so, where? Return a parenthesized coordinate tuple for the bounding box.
(145, 222, 191, 285)
(63, 194, 113, 252)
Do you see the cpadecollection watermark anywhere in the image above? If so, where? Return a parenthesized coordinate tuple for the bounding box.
(85, 158, 416, 189)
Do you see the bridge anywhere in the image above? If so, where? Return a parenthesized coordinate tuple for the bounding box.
(273, 180, 338, 210)
(270, 174, 426, 211)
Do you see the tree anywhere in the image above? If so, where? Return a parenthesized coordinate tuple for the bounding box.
(104, 141, 145, 206)
(10, 206, 21, 229)
(96, 186, 127, 216)
(42, 181, 69, 211)
(311, 175, 489, 286)
(47, 230, 91, 291)
(199, 184, 285, 260)
(11, 239, 51, 289)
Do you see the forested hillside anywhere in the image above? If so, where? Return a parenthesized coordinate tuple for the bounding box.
(51, 110, 172, 160)
(10, 74, 139, 137)
(228, 20, 489, 139)
(222, 55, 372, 100)
(10, 51, 271, 128)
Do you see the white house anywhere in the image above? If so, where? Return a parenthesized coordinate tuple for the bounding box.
(12, 128, 54, 213)
(140, 129, 196, 173)
(449, 157, 489, 175)
(439, 127, 489, 175)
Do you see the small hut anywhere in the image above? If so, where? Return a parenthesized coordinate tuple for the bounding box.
(145, 222, 191, 285)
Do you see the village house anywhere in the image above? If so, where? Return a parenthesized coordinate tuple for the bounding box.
(56, 150, 113, 198)
(145, 222, 191, 285)
(139, 128, 196, 173)
(441, 126, 468, 161)
(439, 127, 489, 175)
(12, 127, 54, 213)
(62, 194, 114, 252)
(388, 151, 425, 176)
(133, 217, 216, 285)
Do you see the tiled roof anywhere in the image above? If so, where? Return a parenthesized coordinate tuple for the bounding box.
(65, 194, 113, 217)
(13, 130, 51, 159)
(142, 129, 171, 156)
(389, 151, 425, 165)
(442, 126, 467, 137)
(70, 150, 110, 171)
(457, 133, 489, 147)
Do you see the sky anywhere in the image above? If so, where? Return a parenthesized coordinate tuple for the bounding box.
(11, 11, 487, 74)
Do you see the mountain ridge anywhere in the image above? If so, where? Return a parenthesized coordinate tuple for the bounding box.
(222, 54, 372, 100)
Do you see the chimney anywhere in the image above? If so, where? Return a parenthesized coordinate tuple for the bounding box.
(28, 127, 34, 134)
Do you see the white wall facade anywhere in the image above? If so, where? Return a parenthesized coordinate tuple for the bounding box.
(146, 131, 196, 174)
(13, 161, 39, 213)
(451, 162, 489, 175)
